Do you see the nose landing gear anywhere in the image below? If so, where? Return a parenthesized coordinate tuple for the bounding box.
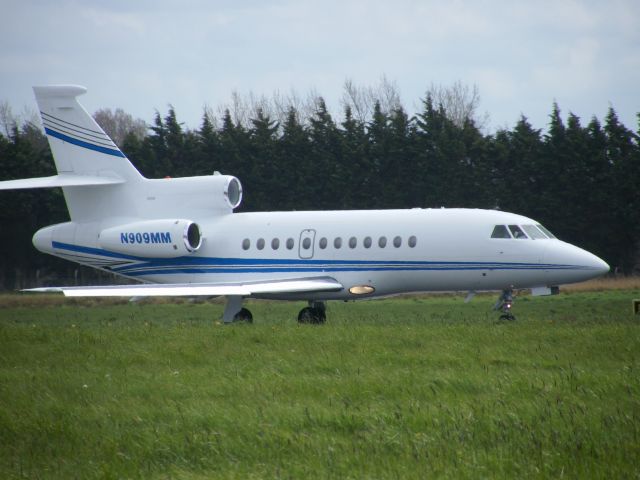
(494, 289, 516, 321)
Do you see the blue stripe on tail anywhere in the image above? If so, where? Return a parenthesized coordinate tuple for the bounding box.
(45, 127, 126, 158)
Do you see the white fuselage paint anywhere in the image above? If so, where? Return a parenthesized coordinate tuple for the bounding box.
(34, 207, 609, 301)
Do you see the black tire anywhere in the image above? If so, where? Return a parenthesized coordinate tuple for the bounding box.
(312, 307, 326, 324)
(298, 307, 326, 324)
(233, 308, 253, 323)
(499, 313, 516, 321)
(298, 307, 313, 324)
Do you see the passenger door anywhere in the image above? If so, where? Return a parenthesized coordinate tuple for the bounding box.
(298, 229, 316, 259)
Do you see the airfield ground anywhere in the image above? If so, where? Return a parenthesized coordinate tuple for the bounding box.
(0, 280, 639, 478)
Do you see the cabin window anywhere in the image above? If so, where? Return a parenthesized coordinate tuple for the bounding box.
(522, 225, 547, 240)
(334, 237, 342, 249)
(378, 236, 387, 248)
(349, 236, 357, 248)
(363, 236, 372, 248)
(537, 224, 557, 239)
(319, 237, 328, 249)
(242, 238, 250, 250)
(408, 235, 417, 248)
(271, 238, 280, 250)
(393, 236, 402, 248)
(491, 225, 511, 239)
(302, 237, 311, 249)
(257, 238, 265, 250)
(286, 238, 294, 250)
(508, 225, 528, 239)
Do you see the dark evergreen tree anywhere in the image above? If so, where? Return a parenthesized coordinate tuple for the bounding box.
(494, 116, 544, 217)
(142, 111, 171, 178)
(539, 103, 571, 233)
(416, 94, 477, 208)
(164, 106, 188, 176)
(415, 95, 447, 207)
(278, 107, 310, 210)
(560, 113, 593, 242)
(307, 99, 342, 209)
(366, 101, 390, 208)
(248, 108, 279, 209)
(579, 116, 617, 263)
(340, 105, 369, 208)
(604, 107, 639, 273)
(197, 111, 219, 171)
(456, 117, 491, 208)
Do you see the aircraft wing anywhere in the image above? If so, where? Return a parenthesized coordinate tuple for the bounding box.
(0, 174, 124, 190)
(23, 276, 344, 297)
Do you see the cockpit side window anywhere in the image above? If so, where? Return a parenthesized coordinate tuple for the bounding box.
(522, 224, 547, 239)
(536, 224, 557, 239)
(491, 225, 512, 239)
(508, 225, 528, 239)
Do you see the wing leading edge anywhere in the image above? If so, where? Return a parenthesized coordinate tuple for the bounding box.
(24, 276, 344, 297)
(0, 174, 124, 190)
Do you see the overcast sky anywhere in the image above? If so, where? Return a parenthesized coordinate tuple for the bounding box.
(1, 0, 638, 133)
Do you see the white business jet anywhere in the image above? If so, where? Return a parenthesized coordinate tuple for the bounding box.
(0, 86, 609, 323)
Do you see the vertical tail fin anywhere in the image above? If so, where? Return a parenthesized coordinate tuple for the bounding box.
(26, 85, 145, 221)
(33, 85, 143, 181)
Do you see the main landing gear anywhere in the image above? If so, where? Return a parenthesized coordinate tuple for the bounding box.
(222, 296, 326, 324)
(494, 289, 516, 321)
(233, 308, 253, 323)
(222, 296, 253, 323)
(297, 301, 326, 324)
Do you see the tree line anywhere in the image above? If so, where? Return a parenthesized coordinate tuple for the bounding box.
(0, 85, 638, 289)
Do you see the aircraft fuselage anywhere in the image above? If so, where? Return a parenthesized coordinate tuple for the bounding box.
(33, 207, 608, 301)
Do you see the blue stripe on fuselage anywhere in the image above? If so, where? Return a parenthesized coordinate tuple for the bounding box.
(49, 240, 596, 277)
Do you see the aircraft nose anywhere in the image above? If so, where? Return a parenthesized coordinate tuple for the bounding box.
(569, 246, 610, 277)
(544, 242, 609, 284)
(591, 254, 610, 276)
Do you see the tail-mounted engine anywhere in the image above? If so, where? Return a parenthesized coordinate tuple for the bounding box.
(99, 219, 202, 258)
(143, 174, 243, 218)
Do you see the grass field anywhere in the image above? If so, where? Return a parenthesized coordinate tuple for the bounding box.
(1, 286, 639, 479)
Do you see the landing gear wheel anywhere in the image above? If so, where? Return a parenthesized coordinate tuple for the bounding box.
(313, 308, 326, 324)
(233, 308, 253, 323)
(298, 307, 326, 324)
(494, 289, 516, 322)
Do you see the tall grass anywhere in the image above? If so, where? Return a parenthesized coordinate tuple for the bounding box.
(1, 289, 639, 478)
(562, 276, 640, 292)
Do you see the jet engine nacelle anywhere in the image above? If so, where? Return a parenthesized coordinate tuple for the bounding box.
(98, 219, 202, 258)
(144, 174, 243, 218)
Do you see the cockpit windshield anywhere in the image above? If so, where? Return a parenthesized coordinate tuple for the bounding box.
(491, 225, 511, 238)
(536, 224, 556, 239)
(491, 223, 557, 240)
(508, 225, 528, 239)
(522, 224, 547, 239)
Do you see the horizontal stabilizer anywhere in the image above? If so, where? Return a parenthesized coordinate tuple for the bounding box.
(24, 276, 344, 297)
(0, 174, 124, 190)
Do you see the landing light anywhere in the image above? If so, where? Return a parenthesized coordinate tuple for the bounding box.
(349, 285, 375, 295)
